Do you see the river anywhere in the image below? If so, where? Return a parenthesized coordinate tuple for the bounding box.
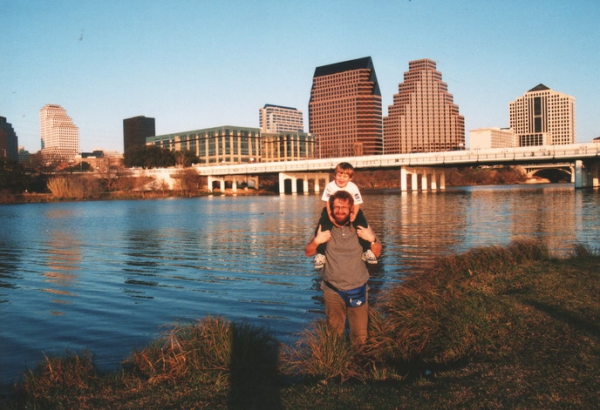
(0, 184, 598, 393)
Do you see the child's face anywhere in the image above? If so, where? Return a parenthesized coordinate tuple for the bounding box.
(334, 172, 352, 188)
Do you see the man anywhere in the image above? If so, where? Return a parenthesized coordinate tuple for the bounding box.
(305, 190, 382, 345)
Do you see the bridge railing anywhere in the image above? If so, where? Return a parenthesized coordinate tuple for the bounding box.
(192, 143, 599, 176)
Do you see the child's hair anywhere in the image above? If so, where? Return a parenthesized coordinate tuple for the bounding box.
(335, 162, 355, 178)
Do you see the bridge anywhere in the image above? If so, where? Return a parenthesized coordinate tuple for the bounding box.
(136, 143, 600, 193)
(189, 143, 599, 193)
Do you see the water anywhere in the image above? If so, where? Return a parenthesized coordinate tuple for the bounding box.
(1, 184, 598, 392)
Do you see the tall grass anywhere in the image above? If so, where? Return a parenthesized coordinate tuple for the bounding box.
(375, 238, 550, 365)
(282, 320, 365, 382)
(125, 316, 279, 387)
(19, 350, 98, 400)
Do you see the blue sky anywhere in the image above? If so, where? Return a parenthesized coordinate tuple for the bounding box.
(2, 0, 599, 152)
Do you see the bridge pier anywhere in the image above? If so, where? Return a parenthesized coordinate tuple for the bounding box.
(206, 175, 259, 193)
(575, 159, 600, 189)
(279, 172, 330, 195)
(401, 167, 445, 192)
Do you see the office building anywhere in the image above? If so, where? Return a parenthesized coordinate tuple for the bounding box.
(259, 104, 303, 133)
(309, 56, 383, 158)
(470, 128, 518, 150)
(123, 115, 156, 153)
(148, 125, 315, 165)
(384, 58, 465, 154)
(260, 131, 315, 162)
(0, 116, 19, 161)
(39, 104, 79, 161)
(148, 126, 261, 165)
(18, 146, 31, 164)
(509, 84, 575, 146)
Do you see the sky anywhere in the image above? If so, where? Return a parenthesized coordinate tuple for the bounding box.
(2, 0, 599, 153)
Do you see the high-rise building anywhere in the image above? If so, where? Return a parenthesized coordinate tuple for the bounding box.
(259, 104, 303, 133)
(123, 115, 156, 153)
(383, 58, 465, 154)
(509, 84, 575, 146)
(0, 116, 19, 161)
(309, 56, 382, 158)
(39, 104, 79, 160)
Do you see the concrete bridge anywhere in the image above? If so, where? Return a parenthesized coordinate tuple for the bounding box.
(192, 143, 600, 193)
(137, 143, 599, 193)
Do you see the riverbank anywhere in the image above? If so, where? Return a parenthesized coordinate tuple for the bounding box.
(2, 240, 598, 409)
(1, 166, 530, 204)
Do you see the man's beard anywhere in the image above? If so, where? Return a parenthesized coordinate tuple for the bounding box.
(333, 212, 351, 226)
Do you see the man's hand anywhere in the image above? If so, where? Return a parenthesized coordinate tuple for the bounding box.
(357, 225, 382, 258)
(305, 225, 331, 257)
(356, 225, 375, 243)
(314, 224, 331, 245)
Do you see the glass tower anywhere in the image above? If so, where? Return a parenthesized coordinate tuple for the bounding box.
(309, 57, 382, 158)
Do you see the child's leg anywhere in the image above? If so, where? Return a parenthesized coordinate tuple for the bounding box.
(352, 209, 371, 252)
(316, 207, 333, 254)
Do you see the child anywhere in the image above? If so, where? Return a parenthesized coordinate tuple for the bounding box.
(313, 162, 378, 269)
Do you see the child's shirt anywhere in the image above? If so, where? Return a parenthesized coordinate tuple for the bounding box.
(321, 180, 364, 205)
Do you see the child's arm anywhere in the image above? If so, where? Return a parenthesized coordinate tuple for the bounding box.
(350, 204, 360, 222)
(326, 202, 335, 224)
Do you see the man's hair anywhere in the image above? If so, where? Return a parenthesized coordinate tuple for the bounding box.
(329, 190, 354, 212)
(335, 162, 355, 178)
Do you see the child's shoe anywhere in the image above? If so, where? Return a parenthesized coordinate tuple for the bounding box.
(314, 253, 327, 270)
(362, 249, 378, 264)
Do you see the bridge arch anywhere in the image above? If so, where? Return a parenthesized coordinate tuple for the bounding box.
(527, 167, 572, 183)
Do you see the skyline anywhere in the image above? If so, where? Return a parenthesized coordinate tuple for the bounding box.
(2, 0, 599, 153)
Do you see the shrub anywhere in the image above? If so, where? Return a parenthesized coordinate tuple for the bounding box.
(47, 175, 102, 199)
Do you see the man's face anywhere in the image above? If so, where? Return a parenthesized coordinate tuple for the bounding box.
(331, 198, 353, 225)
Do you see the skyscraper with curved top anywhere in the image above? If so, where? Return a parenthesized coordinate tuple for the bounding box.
(309, 56, 382, 158)
(384, 58, 465, 154)
(40, 104, 79, 160)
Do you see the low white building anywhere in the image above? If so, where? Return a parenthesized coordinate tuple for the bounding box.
(469, 127, 518, 149)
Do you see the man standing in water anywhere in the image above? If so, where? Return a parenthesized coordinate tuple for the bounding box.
(305, 190, 382, 345)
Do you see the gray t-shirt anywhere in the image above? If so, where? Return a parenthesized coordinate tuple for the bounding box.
(321, 223, 370, 291)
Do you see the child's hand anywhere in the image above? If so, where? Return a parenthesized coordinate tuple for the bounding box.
(327, 207, 335, 224)
(349, 210, 357, 222)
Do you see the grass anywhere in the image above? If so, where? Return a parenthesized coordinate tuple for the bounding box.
(2, 239, 599, 409)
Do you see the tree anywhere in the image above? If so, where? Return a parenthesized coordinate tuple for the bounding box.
(0, 157, 32, 194)
(123, 146, 176, 169)
(174, 150, 200, 168)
